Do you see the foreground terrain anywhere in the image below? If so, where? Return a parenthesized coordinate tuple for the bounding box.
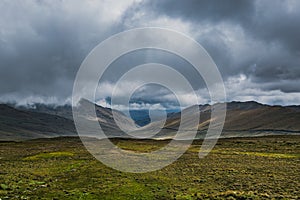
(0, 136, 299, 199)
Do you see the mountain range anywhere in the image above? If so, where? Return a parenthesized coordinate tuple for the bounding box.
(154, 101, 300, 139)
(0, 100, 299, 141)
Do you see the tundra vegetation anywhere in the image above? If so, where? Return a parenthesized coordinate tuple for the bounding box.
(0, 136, 299, 199)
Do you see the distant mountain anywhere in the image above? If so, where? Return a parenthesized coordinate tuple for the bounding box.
(75, 99, 137, 133)
(129, 110, 151, 127)
(129, 109, 180, 127)
(0, 99, 136, 141)
(149, 101, 300, 139)
(0, 104, 76, 141)
(17, 103, 74, 120)
(0, 100, 299, 141)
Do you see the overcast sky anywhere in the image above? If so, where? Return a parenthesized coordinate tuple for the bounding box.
(0, 0, 300, 108)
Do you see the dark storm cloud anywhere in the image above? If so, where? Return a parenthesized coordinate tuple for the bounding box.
(0, 0, 125, 104)
(127, 0, 300, 93)
(98, 49, 205, 90)
(248, 1, 300, 52)
(136, 0, 300, 53)
(136, 0, 255, 24)
(0, 0, 299, 106)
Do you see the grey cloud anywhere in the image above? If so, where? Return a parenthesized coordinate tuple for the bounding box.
(131, 0, 254, 24)
(136, 0, 300, 52)
(99, 49, 205, 90)
(125, 0, 300, 93)
(0, 0, 299, 107)
(0, 0, 123, 102)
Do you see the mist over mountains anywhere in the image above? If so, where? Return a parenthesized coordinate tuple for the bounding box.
(0, 100, 299, 141)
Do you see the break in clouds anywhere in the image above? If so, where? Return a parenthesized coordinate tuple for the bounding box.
(0, 0, 300, 108)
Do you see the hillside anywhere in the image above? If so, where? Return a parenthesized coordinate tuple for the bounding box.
(0, 101, 299, 141)
(142, 101, 300, 139)
(0, 104, 76, 141)
(0, 99, 136, 141)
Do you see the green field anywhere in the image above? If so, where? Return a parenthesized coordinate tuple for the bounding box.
(0, 136, 299, 199)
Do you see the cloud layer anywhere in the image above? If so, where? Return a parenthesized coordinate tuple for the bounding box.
(0, 0, 299, 107)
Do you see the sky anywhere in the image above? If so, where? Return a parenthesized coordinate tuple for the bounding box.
(0, 0, 300, 108)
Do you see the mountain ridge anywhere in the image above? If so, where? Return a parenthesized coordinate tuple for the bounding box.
(0, 100, 299, 141)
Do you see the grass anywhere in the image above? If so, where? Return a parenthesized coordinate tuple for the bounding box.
(23, 151, 74, 160)
(204, 149, 300, 159)
(0, 135, 299, 199)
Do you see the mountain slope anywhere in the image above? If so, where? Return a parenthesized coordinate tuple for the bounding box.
(0, 104, 76, 141)
(1, 101, 300, 141)
(0, 99, 137, 141)
(143, 101, 300, 139)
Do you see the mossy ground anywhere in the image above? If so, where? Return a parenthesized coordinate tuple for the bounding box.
(0, 135, 299, 199)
